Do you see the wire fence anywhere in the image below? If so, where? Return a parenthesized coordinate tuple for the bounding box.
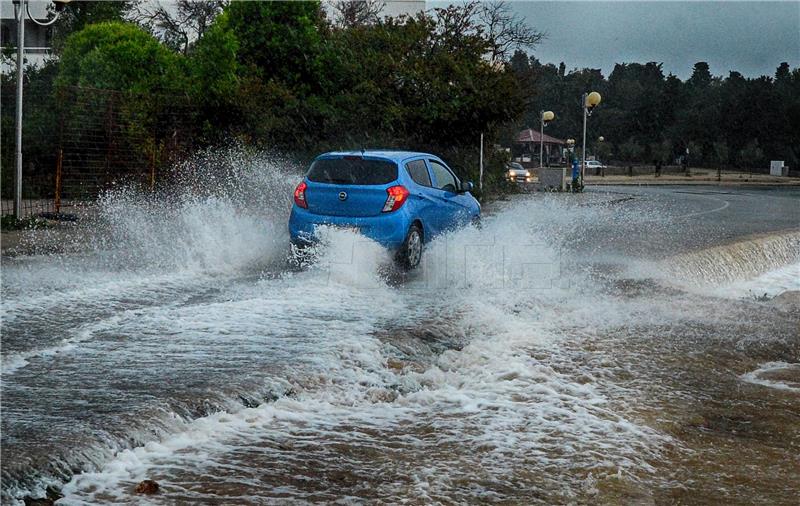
(1, 85, 197, 218)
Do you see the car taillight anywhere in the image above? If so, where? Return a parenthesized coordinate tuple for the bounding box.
(382, 185, 409, 213)
(294, 181, 308, 208)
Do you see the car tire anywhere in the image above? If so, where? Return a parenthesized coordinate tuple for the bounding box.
(396, 223, 423, 271)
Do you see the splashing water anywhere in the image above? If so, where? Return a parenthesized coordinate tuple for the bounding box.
(2, 173, 799, 504)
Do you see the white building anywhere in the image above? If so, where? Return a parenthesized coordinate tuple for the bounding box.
(1, 0, 56, 71)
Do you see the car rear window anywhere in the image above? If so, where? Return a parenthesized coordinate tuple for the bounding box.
(307, 158, 397, 185)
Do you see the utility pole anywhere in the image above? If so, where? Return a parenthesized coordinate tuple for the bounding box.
(14, 0, 27, 218)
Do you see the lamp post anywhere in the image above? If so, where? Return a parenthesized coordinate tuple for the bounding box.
(11, 0, 69, 218)
(539, 110, 554, 168)
(580, 91, 602, 190)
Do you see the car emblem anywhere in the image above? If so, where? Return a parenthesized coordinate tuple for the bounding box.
(338, 191, 348, 201)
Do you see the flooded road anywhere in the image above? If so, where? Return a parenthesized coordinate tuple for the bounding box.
(2, 169, 799, 504)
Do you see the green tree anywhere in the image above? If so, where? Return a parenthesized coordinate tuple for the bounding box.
(185, 14, 239, 144)
(688, 61, 712, 88)
(686, 141, 703, 168)
(57, 22, 187, 94)
(711, 140, 729, 169)
(619, 138, 644, 162)
(738, 139, 764, 172)
(595, 140, 613, 164)
(188, 16, 238, 107)
(51, 1, 135, 52)
(56, 22, 192, 185)
(222, 0, 326, 91)
(649, 139, 673, 163)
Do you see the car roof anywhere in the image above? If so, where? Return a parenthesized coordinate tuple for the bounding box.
(318, 150, 439, 164)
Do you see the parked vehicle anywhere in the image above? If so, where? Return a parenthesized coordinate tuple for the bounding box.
(506, 162, 532, 183)
(289, 151, 480, 269)
(585, 160, 606, 174)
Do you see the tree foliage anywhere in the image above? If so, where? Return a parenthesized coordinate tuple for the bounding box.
(10, 0, 798, 205)
(198, 0, 526, 157)
(129, 0, 227, 54)
(51, 0, 136, 52)
(56, 21, 186, 94)
(5, 1, 540, 198)
(478, 1, 544, 64)
(511, 53, 800, 168)
(331, 0, 386, 27)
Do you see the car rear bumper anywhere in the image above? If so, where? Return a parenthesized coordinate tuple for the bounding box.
(289, 206, 411, 250)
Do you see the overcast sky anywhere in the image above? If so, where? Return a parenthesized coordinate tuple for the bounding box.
(504, 1, 800, 79)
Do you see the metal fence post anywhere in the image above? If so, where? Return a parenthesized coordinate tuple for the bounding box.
(54, 148, 63, 213)
(479, 133, 484, 191)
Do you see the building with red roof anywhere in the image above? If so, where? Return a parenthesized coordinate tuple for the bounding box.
(514, 128, 566, 167)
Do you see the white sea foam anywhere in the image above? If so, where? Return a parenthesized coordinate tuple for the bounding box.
(713, 262, 800, 300)
(740, 362, 800, 392)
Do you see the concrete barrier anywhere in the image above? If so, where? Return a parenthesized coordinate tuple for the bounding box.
(538, 168, 567, 191)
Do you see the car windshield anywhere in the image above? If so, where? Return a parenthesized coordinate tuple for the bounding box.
(509, 163, 524, 171)
(307, 158, 397, 185)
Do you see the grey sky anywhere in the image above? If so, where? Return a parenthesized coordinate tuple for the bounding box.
(506, 1, 800, 79)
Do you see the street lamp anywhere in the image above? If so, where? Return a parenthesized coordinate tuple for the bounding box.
(565, 138, 576, 160)
(565, 138, 576, 162)
(539, 110, 554, 168)
(580, 91, 602, 190)
(11, 0, 70, 218)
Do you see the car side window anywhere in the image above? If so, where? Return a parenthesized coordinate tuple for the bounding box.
(405, 160, 432, 187)
(429, 160, 458, 192)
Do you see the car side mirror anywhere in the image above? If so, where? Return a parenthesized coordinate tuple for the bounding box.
(458, 181, 474, 193)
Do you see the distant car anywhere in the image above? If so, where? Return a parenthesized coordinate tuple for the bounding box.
(585, 160, 606, 173)
(507, 162, 532, 183)
(289, 151, 480, 270)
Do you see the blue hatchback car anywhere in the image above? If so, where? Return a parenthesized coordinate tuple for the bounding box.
(289, 151, 480, 269)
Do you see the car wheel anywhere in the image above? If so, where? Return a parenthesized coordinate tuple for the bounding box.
(397, 223, 423, 271)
